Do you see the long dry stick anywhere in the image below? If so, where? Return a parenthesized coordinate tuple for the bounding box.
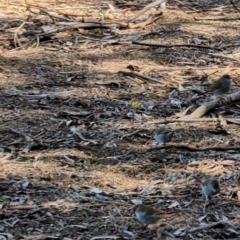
(147, 144, 240, 152)
(146, 118, 240, 125)
(195, 16, 240, 21)
(186, 221, 225, 234)
(118, 71, 165, 84)
(208, 53, 240, 63)
(132, 40, 222, 51)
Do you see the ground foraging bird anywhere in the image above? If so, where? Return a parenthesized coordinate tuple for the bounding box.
(132, 204, 166, 226)
(206, 74, 232, 96)
(153, 128, 174, 144)
(193, 176, 220, 208)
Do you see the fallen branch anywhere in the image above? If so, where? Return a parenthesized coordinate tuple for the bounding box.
(184, 91, 240, 119)
(120, 128, 146, 140)
(146, 117, 240, 125)
(132, 40, 222, 51)
(147, 144, 240, 152)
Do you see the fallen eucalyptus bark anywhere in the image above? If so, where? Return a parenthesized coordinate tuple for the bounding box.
(183, 91, 240, 119)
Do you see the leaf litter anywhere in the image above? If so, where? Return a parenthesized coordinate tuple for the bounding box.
(1, 0, 240, 239)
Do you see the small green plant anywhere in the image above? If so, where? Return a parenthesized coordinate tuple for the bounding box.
(83, 158, 91, 165)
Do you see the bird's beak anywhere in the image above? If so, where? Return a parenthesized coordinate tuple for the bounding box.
(131, 209, 135, 215)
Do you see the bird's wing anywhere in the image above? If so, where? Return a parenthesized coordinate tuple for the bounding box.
(211, 79, 222, 90)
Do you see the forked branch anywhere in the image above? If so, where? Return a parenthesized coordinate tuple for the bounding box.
(183, 91, 240, 119)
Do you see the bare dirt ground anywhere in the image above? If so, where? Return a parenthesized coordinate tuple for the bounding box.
(1, 0, 240, 239)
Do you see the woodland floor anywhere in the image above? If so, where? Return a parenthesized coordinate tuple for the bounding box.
(1, 0, 240, 239)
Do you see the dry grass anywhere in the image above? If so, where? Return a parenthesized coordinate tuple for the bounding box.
(1, 0, 240, 239)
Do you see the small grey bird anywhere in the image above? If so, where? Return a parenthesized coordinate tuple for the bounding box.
(207, 74, 232, 96)
(132, 204, 167, 226)
(193, 176, 220, 208)
(153, 127, 174, 144)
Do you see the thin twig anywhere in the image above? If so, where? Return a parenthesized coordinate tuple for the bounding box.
(220, 43, 240, 49)
(146, 117, 240, 125)
(120, 129, 146, 140)
(125, 0, 167, 23)
(147, 144, 240, 152)
(195, 16, 240, 21)
(14, 22, 29, 48)
(38, 23, 115, 37)
(128, 13, 162, 29)
(208, 53, 240, 63)
(90, 236, 120, 240)
(40, 10, 72, 21)
(184, 91, 240, 119)
(132, 40, 222, 51)
(187, 221, 225, 234)
(118, 70, 165, 84)
(230, 0, 240, 14)
(172, 0, 196, 10)
(146, 118, 217, 124)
